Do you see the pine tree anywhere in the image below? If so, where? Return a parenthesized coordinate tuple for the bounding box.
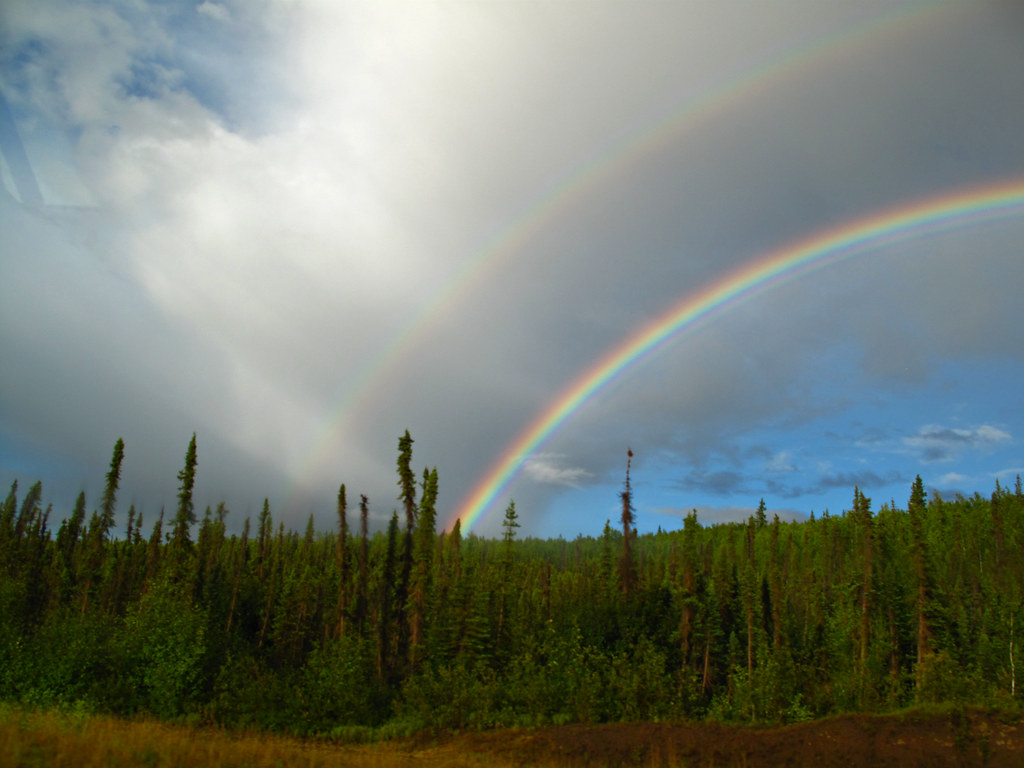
(145, 509, 164, 583)
(619, 449, 636, 596)
(502, 500, 520, 557)
(908, 475, 932, 691)
(225, 515, 249, 636)
(851, 487, 874, 705)
(257, 498, 273, 580)
(97, 438, 125, 540)
(678, 510, 700, 671)
(170, 433, 198, 556)
(355, 494, 370, 634)
(334, 484, 349, 639)
(396, 431, 417, 662)
(408, 467, 438, 668)
(755, 498, 768, 528)
(375, 511, 400, 681)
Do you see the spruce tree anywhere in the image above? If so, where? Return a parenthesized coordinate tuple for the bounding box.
(502, 500, 520, 551)
(396, 431, 417, 662)
(334, 484, 349, 639)
(754, 498, 768, 528)
(98, 437, 124, 540)
(171, 433, 198, 553)
(908, 475, 931, 690)
(257, 498, 272, 580)
(408, 467, 438, 667)
(619, 449, 636, 596)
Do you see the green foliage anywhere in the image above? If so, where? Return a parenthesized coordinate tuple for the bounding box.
(298, 636, 391, 731)
(120, 575, 209, 718)
(171, 434, 198, 556)
(4, 434, 1024, 738)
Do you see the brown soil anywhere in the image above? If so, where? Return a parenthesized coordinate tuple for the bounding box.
(438, 709, 1024, 767)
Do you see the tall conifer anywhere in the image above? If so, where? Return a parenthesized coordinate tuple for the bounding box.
(619, 449, 636, 596)
(98, 437, 124, 539)
(171, 433, 198, 553)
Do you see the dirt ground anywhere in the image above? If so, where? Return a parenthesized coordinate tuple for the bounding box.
(434, 709, 1024, 767)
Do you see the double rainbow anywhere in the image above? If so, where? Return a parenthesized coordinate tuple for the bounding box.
(285, 2, 956, 506)
(447, 179, 1024, 532)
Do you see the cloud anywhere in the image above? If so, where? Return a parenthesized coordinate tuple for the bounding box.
(197, 3, 230, 24)
(673, 470, 748, 497)
(765, 451, 797, 473)
(2, 0, 1024, 538)
(815, 470, 904, 492)
(523, 454, 592, 488)
(904, 424, 1011, 462)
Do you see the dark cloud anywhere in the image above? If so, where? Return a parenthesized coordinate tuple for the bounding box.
(814, 470, 905, 494)
(904, 424, 1011, 463)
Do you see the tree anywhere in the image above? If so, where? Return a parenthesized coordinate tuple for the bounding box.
(97, 438, 125, 540)
(334, 484, 349, 639)
(375, 511, 400, 682)
(619, 449, 637, 596)
(170, 433, 198, 555)
(355, 494, 370, 634)
(908, 475, 932, 692)
(755, 498, 768, 529)
(502, 500, 520, 550)
(496, 500, 521, 657)
(396, 431, 417, 661)
(851, 487, 873, 705)
(257, 498, 273, 580)
(397, 431, 418, 535)
(408, 467, 439, 668)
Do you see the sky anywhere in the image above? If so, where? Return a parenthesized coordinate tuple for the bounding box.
(2, 0, 1023, 540)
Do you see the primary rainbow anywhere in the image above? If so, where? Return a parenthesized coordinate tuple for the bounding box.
(447, 178, 1024, 532)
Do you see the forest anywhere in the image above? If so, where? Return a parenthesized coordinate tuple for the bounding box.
(1, 432, 1022, 739)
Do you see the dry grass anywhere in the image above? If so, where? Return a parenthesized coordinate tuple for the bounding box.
(5, 705, 1022, 768)
(0, 707, 523, 768)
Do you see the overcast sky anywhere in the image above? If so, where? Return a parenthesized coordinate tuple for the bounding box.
(2, 0, 1023, 539)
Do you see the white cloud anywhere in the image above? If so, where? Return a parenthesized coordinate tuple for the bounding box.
(523, 454, 592, 488)
(766, 450, 797, 473)
(904, 424, 1011, 462)
(197, 2, 230, 24)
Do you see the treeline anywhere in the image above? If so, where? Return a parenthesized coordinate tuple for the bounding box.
(1, 432, 1022, 736)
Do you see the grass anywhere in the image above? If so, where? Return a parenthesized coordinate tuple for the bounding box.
(0, 706, 523, 768)
(4, 703, 1022, 768)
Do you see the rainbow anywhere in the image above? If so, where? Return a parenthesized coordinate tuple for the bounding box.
(285, 2, 954, 503)
(447, 178, 1024, 532)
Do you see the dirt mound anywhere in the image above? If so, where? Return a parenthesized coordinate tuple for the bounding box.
(450, 709, 1023, 767)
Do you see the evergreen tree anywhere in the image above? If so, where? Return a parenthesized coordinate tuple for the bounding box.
(755, 498, 768, 528)
(908, 475, 932, 692)
(97, 437, 125, 540)
(355, 494, 370, 634)
(145, 509, 164, 582)
(619, 449, 636, 596)
(257, 498, 272, 580)
(170, 433, 198, 555)
(495, 500, 521, 657)
(334, 483, 349, 639)
(375, 511, 400, 682)
(396, 431, 417, 663)
(408, 467, 438, 668)
(502, 499, 520, 550)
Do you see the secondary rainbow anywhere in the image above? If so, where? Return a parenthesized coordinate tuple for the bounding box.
(283, 2, 954, 508)
(447, 178, 1024, 532)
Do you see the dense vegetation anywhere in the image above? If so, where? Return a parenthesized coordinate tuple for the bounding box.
(1, 433, 1022, 737)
